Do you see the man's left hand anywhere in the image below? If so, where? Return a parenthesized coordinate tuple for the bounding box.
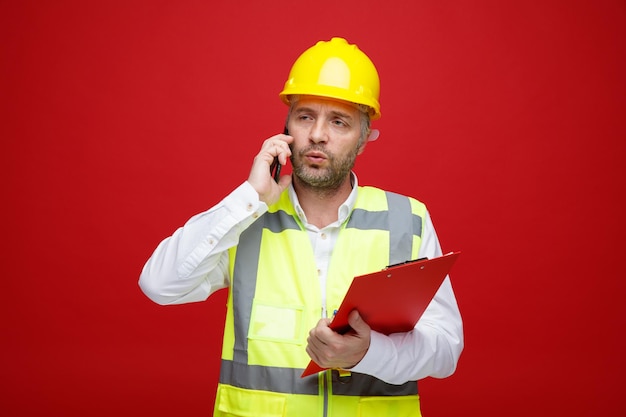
(305, 310, 371, 369)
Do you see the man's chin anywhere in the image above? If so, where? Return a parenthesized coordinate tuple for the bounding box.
(296, 165, 326, 178)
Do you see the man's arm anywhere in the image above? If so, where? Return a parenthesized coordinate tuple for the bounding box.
(138, 181, 267, 305)
(350, 210, 464, 383)
(138, 133, 293, 305)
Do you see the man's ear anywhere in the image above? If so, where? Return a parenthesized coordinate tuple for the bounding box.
(367, 129, 380, 142)
(357, 129, 379, 155)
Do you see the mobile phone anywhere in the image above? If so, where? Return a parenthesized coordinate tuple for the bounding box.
(270, 127, 289, 183)
(270, 157, 281, 183)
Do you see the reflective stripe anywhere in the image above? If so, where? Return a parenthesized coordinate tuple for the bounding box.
(386, 191, 419, 264)
(231, 210, 300, 364)
(231, 218, 260, 364)
(220, 359, 417, 396)
(264, 209, 301, 233)
(220, 359, 318, 395)
(331, 370, 418, 396)
(347, 191, 422, 265)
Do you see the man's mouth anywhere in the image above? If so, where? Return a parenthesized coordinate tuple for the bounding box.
(304, 150, 328, 164)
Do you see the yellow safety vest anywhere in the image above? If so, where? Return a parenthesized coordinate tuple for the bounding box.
(215, 186, 427, 417)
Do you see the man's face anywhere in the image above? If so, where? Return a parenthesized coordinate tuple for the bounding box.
(287, 96, 365, 190)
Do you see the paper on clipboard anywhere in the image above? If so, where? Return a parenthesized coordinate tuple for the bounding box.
(301, 251, 461, 377)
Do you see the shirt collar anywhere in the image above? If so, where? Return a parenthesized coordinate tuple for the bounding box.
(288, 172, 359, 227)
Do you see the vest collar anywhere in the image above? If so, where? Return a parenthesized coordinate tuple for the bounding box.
(288, 172, 359, 228)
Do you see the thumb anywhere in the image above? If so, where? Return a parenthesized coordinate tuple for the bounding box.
(347, 310, 370, 334)
(277, 173, 292, 189)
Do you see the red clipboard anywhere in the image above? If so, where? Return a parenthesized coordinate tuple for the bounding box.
(301, 251, 461, 377)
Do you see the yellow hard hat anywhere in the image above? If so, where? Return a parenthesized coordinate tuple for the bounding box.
(279, 37, 381, 120)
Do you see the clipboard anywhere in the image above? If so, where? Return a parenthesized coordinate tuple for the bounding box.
(301, 251, 461, 377)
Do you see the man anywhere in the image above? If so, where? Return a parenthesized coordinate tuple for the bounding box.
(139, 37, 463, 417)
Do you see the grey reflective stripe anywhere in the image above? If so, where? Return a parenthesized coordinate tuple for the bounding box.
(347, 191, 422, 265)
(264, 209, 301, 233)
(386, 191, 415, 265)
(226, 191, 421, 397)
(231, 218, 262, 364)
(220, 359, 418, 396)
(220, 359, 318, 395)
(331, 370, 418, 396)
(231, 210, 300, 364)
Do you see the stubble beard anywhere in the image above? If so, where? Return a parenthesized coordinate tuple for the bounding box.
(291, 144, 358, 193)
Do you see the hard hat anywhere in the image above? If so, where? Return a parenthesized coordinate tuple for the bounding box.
(279, 37, 381, 120)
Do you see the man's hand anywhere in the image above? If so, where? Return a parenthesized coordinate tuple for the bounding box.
(247, 133, 293, 206)
(306, 310, 371, 370)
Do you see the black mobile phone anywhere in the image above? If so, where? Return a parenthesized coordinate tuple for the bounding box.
(270, 127, 289, 183)
(270, 157, 281, 183)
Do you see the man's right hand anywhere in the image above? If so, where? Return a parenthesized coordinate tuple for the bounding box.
(247, 133, 293, 205)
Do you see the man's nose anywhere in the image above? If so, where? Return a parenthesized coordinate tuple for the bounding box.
(309, 121, 328, 144)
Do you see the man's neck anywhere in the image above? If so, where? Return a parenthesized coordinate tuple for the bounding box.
(293, 176, 353, 229)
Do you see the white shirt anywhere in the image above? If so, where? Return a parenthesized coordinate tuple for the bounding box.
(139, 175, 464, 384)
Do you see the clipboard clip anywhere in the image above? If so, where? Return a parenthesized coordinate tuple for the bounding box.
(384, 257, 428, 269)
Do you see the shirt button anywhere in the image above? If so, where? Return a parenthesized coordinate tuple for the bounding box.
(246, 203, 253, 211)
(321, 233, 327, 240)
(253, 213, 259, 219)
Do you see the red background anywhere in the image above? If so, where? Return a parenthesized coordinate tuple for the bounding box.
(2, 1, 625, 416)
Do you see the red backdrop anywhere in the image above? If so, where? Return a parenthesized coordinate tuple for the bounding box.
(2, 1, 625, 416)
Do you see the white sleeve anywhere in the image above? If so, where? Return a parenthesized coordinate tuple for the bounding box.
(350, 210, 464, 384)
(138, 182, 268, 305)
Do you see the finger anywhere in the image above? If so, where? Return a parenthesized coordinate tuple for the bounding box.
(268, 134, 293, 160)
(307, 319, 333, 348)
(264, 133, 292, 149)
(274, 141, 292, 164)
(307, 329, 327, 351)
(277, 173, 292, 188)
(262, 142, 290, 167)
(306, 335, 335, 367)
(347, 310, 369, 335)
(305, 334, 325, 365)
(305, 345, 323, 366)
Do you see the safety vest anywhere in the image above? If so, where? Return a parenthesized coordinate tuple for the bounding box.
(215, 186, 427, 417)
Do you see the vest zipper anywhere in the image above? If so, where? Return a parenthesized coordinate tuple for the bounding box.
(320, 369, 331, 417)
